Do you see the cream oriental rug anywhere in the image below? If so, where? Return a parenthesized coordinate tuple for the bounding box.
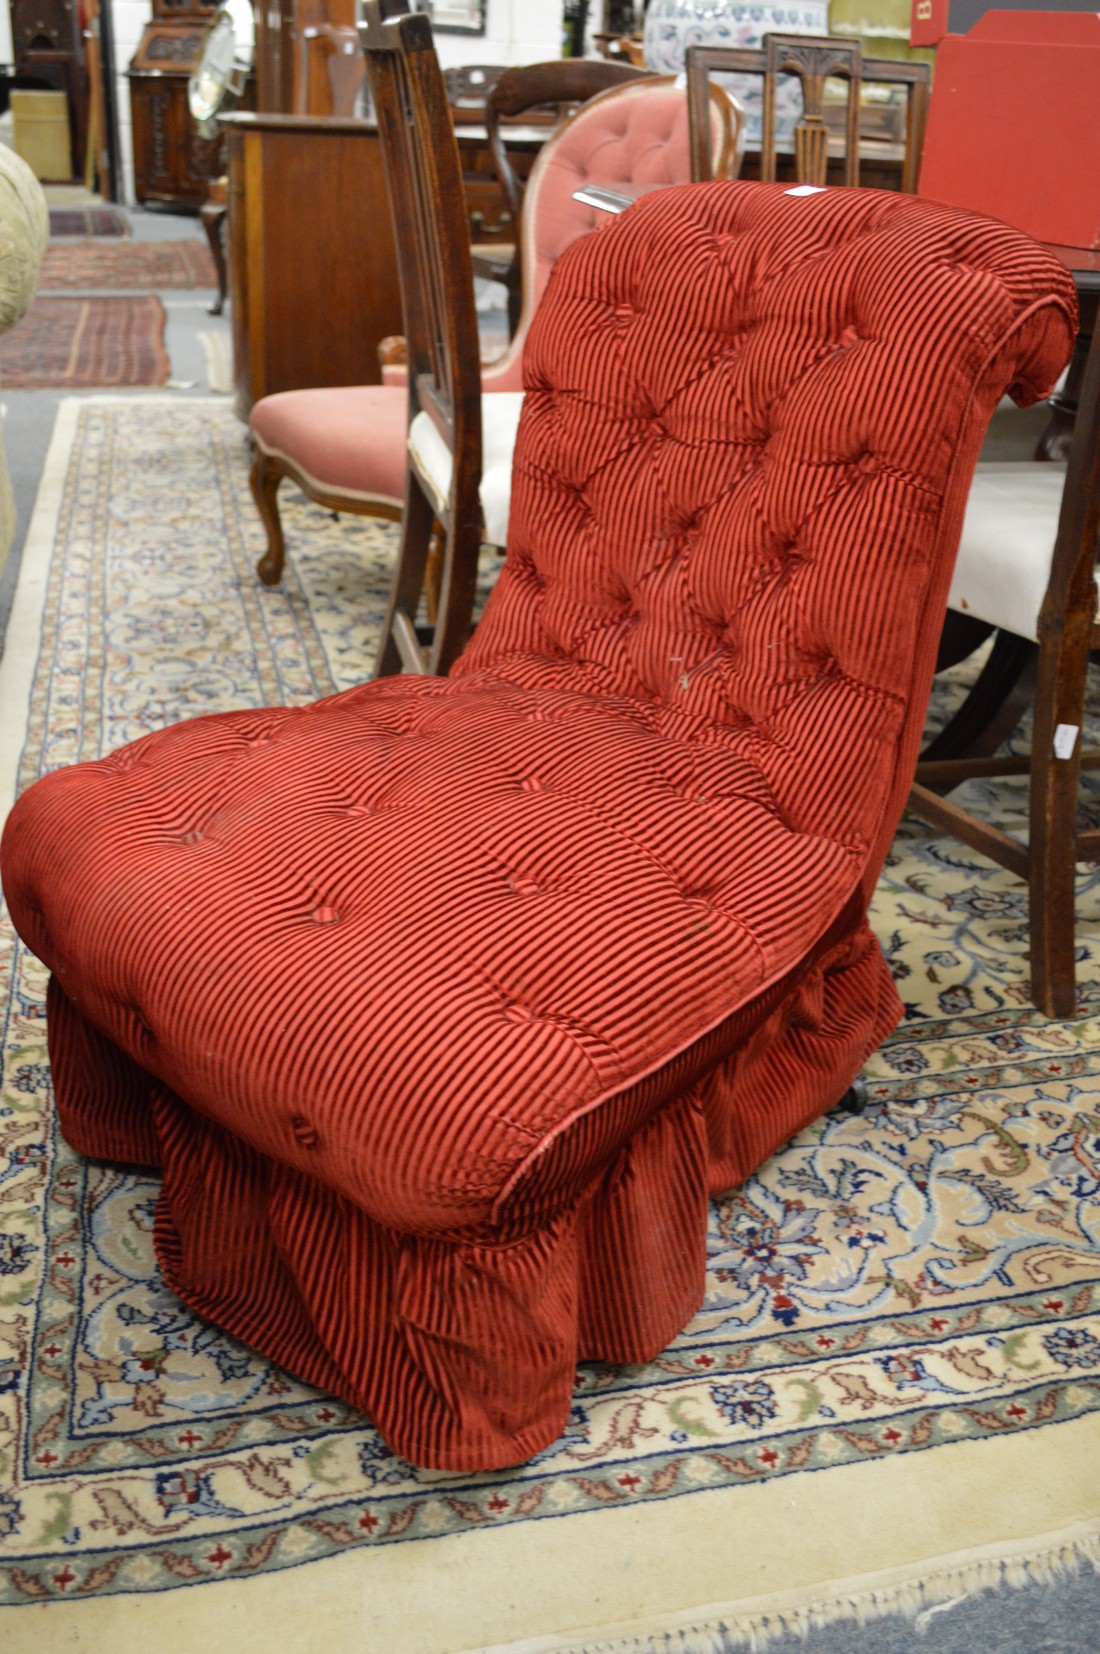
(0, 398, 1098, 1653)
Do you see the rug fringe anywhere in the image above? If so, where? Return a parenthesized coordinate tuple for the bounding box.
(199, 330, 233, 395)
(479, 1520, 1100, 1654)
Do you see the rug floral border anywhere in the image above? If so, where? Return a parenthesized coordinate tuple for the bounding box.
(1, 404, 1099, 1605)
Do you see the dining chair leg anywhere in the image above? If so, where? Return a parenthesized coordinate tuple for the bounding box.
(424, 525, 444, 625)
(251, 450, 288, 587)
(430, 513, 482, 678)
(374, 476, 436, 678)
(1028, 615, 1091, 1019)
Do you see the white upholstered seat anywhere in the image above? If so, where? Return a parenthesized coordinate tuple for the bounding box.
(408, 392, 524, 549)
(947, 461, 1092, 642)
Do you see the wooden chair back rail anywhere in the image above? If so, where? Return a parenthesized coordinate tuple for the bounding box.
(862, 57, 929, 197)
(687, 36, 929, 193)
(362, 2, 483, 678)
(908, 314, 1100, 1017)
(443, 63, 506, 117)
(485, 59, 651, 223)
(687, 36, 860, 187)
(763, 36, 861, 189)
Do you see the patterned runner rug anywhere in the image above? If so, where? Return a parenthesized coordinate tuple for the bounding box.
(46, 208, 130, 240)
(0, 400, 1097, 1653)
(39, 238, 218, 291)
(0, 298, 169, 389)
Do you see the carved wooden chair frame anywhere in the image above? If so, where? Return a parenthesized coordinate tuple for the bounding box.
(687, 35, 929, 195)
(907, 319, 1100, 1018)
(359, 0, 484, 678)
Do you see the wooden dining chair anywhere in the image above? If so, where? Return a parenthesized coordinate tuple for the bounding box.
(906, 314, 1100, 1019)
(357, 3, 485, 677)
(249, 3, 493, 676)
(687, 35, 929, 194)
(472, 59, 651, 337)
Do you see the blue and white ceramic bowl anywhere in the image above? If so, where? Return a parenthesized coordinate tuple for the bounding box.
(643, 0, 831, 144)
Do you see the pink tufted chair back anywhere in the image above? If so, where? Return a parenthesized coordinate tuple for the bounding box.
(483, 78, 739, 393)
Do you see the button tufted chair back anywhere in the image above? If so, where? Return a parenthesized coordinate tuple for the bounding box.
(482, 77, 743, 393)
(462, 181, 1077, 902)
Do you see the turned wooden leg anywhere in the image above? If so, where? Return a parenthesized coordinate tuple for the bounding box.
(423, 525, 444, 625)
(200, 184, 229, 319)
(250, 450, 287, 586)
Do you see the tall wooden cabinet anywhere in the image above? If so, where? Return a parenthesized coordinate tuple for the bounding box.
(128, 0, 223, 208)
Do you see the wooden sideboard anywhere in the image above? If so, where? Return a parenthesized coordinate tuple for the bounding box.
(223, 112, 403, 419)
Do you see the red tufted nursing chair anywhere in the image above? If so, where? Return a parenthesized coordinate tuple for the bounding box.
(1, 182, 1075, 1470)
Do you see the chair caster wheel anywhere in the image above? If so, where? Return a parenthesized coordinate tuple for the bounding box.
(834, 1077, 870, 1115)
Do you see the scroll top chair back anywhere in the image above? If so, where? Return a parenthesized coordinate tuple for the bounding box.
(459, 185, 1076, 896)
(362, 3, 484, 676)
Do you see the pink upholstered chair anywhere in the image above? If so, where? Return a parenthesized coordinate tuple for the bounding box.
(2, 181, 1074, 1472)
(471, 57, 738, 337)
(249, 70, 743, 653)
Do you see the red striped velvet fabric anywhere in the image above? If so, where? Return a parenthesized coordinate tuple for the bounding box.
(1, 183, 1076, 1470)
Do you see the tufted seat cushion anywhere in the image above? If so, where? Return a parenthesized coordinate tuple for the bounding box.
(1, 182, 1076, 1470)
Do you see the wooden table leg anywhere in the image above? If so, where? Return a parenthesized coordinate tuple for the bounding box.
(921, 630, 1038, 774)
(200, 178, 229, 318)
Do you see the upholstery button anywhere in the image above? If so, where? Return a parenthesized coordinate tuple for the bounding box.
(180, 829, 202, 845)
(521, 777, 547, 793)
(290, 1114, 319, 1148)
(856, 451, 877, 475)
(313, 905, 340, 925)
(511, 877, 541, 895)
(504, 1003, 535, 1023)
